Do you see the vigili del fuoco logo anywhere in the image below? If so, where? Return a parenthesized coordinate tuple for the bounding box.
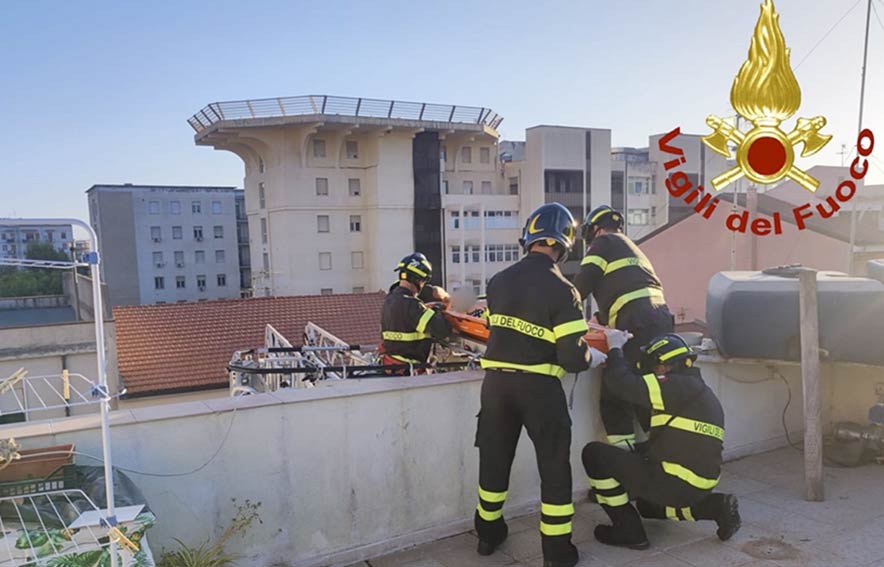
(659, 0, 875, 236)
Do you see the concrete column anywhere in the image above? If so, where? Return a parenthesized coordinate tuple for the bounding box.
(480, 203, 487, 295)
(460, 204, 465, 288)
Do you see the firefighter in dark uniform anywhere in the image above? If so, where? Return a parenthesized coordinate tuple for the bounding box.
(582, 331, 741, 549)
(381, 253, 452, 369)
(474, 203, 606, 567)
(574, 205, 674, 450)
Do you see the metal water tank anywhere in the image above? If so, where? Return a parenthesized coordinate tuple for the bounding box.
(706, 270, 884, 365)
(868, 259, 884, 285)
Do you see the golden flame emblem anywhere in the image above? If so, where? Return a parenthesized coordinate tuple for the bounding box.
(703, 0, 831, 192)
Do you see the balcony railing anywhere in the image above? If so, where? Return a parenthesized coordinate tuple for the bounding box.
(188, 95, 503, 134)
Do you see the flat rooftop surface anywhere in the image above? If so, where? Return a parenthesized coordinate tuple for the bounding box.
(351, 447, 884, 567)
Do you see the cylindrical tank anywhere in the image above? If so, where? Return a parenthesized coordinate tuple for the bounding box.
(706, 270, 884, 365)
(868, 259, 884, 285)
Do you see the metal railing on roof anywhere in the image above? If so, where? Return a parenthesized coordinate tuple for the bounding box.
(188, 95, 504, 134)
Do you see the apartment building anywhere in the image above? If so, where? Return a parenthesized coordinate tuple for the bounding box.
(87, 184, 249, 306)
(611, 147, 661, 241)
(190, 94, 508, 296)
(0, 223, 73, 261)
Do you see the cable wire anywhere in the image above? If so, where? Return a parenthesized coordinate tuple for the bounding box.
(794, 0, 863, 71)
(18, 405, 238, 478)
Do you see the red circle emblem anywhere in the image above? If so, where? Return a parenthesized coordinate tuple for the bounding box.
(747, 136, 787, 175)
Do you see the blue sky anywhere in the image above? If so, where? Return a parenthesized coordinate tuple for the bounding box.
(1, 0, 882, 225)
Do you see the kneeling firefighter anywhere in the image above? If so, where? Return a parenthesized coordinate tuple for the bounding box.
(474, 203, 606, 567)
(582, 332, 741, 549)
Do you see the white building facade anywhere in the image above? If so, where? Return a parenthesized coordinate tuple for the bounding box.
(190, 95, 510, 296)
(87, 184, 246, 306)
(0, 223, 73, 261)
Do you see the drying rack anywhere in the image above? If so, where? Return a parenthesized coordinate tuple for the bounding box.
(0, 218, 125, 566)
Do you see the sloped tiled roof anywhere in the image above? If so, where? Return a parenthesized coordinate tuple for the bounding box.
(115, 293, 385, 397)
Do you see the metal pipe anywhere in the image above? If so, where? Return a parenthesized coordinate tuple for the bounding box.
(848, 0, 872, 276)
(0, 218, 118, 565)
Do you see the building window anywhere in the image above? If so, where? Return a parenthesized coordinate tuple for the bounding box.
(176, 276, 186, 289)
(464, 210, 480, 230)
(351, 251, 364, 269)
(313, 139, 326, 158)
(153, 252, 163, 267)
(258, 182, 266, 208)
(212, 201, 222, 214)
(171, 200, 182, 215)
(195, 250, 205, 264)
(461, 146, 472, 164)
(470, 245, 480, 264)
(509, 177, 519, 195)
(149, 201, 159, 214)
(261, 218, 268, 243)
(441, 146, 447, 162)
(480, 147, 490, 164)
(353, 286, 365, 293)
(628, 209, 650, 225)
(504, 244, 519, 262)
(258, 157, 265, 173)
(192, 201, 201, 214)
(172, 226, 183, 239)
(321, 288, 333, 295)
(197, 275, 206, 289)
(150, 226, 162, 242)
(442, 180, 449, 194)
(317, 215, 330, 233)
(215, 250, 225, 263)
(349, 215, 361, 232)
(217, 274, 227, 287)
(194, 226, 204, 241)
(262, 252, 269, 271)
(481, 181, 492, 194)
(450, 211, 460, 229)
(319, 252, 332, 271)
(61, 232, 67, 240)
(463, 181, 474, 195)
(214, 225, 224, 239)
(348, 178, 361, 196)
(452, 245, 460, 264)
(345, 141, 359, 159)
(174, 251, 184, 267)
(316, 178, 329, 196)
(154, 276, 164, 290)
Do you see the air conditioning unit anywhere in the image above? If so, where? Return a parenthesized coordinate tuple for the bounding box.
(153, 237, 161, 243)
(176, 262, 185, 268)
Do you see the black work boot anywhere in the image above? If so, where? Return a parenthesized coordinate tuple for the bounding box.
(541, 538, 578, 567)
(475, 519, 508, 556)
(691, 493, 741, 541)
(635, 499, 666, 519)
(593, 524, 651, 550)
(714, 494, 741, 541)
(595, 503, 650, 550)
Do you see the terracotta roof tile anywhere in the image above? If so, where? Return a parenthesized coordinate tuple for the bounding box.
(115, 292, 385, 397)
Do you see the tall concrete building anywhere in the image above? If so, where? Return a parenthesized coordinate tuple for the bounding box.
(87, 184, 249, 306)
(189, 94, 509, 296)
(0, 223, 73, 261)
(501, 126, 612, 278)
(611, 147, 662, 241)
(648, 131, 729, 226)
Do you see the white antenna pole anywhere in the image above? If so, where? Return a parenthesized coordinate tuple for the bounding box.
(848, 0, 872, 275)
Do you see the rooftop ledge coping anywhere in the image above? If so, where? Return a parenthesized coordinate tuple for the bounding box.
(5, 353, 881, 440)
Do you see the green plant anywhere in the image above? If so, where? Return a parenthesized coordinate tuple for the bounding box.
(158, 499, 262, 567)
